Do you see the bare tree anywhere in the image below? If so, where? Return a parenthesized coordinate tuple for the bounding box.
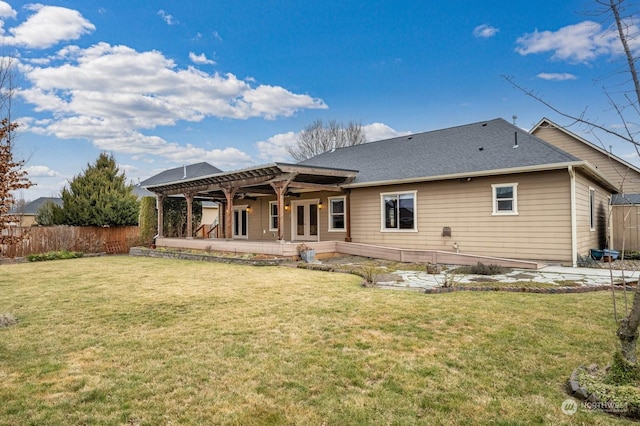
(288, 119, 366, 161)
(507, 0, 640, 363)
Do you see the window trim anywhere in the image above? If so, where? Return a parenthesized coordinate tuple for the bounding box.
(327, 196, 346, 232)
(268, 201, 278, 231)
(380, 190, 418, 232)
(492, 183, 518, 216)
(589, 187, 596, 231)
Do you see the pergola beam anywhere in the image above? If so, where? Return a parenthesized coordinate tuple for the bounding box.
(287, 181, 345, 192)
(150, 174, 278, 197)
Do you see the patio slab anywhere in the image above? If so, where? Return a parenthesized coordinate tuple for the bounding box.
(374, 265, 639, 291)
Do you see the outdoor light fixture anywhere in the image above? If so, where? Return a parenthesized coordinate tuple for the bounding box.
(285, 204, 290, 211)
(246, 207, 251, 213)
(318, 201, 323, 209)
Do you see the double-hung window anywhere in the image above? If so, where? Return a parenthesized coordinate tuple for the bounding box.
(381, 191, 417, 231)
(492, 183, 518, 215)
(328, 196, 346, 231)
(269, 201, 278, 231)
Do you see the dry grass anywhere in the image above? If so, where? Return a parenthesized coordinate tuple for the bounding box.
(0, 256, 635, 425)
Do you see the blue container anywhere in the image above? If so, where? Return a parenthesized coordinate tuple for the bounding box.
(590, 249, 620, 260)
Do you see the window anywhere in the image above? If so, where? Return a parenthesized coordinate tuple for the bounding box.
(269, 201, 278, 231)
(492, 183, 518, 215)
(381, 191, 417, 231)
(589, 187, 595, 231)
(328, 196, 346, 231)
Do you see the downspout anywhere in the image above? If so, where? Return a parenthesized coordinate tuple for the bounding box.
(569, 166, 578, 267)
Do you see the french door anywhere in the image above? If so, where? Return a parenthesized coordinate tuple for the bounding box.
(292, 200, 319, 241)
(232, 206, 248, 239)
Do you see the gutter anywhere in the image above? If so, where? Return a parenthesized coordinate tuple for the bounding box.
(568, 165, 578, 268)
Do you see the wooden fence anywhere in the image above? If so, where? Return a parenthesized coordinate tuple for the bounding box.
(612, 205, 640, 252)
(1, 226, 140, 258)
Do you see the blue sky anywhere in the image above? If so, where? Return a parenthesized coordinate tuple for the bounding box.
(4, 0, 639, 200)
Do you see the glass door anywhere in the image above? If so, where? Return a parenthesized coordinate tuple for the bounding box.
(292, 200, 319, 241)
(232, 206, 248, 239)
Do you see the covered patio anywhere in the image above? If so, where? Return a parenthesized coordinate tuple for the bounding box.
(143, 162, 357, 243)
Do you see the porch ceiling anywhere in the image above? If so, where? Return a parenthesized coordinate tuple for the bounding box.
(143, 162, 358, 197)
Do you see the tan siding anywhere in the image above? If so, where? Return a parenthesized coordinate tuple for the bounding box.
(574, 173, 609, 256)
(350, 171, 574, 262)
(533, 126, 640, 193)
(242, 191, 347, 242)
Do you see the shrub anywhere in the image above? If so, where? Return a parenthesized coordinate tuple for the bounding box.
(358, 262, 382, 285)
(27, 250, 84, 262)
(577, 254, 598, 267)
(139, 196, 157, 245)
(454, 262, 509, 275)
(605, 351, 640, 386)
(624, 251, 640, 260)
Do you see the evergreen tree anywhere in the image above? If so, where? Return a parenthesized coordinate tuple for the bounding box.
(35, 201, 64, 226)
(138, 196, 157, 244)
(60, 153, 139, 226)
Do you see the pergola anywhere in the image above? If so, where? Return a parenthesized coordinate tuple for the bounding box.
(143, 163, 358, 241)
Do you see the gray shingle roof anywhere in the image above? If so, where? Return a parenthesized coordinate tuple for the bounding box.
(9, 197, 62, 215)
(140, 162, 223, 187)
(132, 184, 155, 198)
(611, 194, 640, 205)
(299, 118, 581, 185)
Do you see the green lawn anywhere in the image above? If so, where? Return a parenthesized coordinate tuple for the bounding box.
(0, 256, 634, 425)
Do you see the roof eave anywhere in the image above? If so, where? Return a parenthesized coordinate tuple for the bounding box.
(344, 161, 618, 192)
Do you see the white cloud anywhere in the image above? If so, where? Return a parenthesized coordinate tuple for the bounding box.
(473, 24, 498, 39)
(157, 9, 178, 25)
(189, 52, 216, 65)
(255, 131, 297, 162)
(243, 85, 326, 120)
(212, 31, 223, 42)
(18, 42, 326, 166)
(536, 72, 577, 81)
(25, 165, 60, 177)
(363, 122, 411, 141)
(515, 21, 626, 63)
(3, 4, 94, 49)
(0, 1, 16, 19)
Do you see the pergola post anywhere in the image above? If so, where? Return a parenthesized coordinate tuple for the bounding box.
(185, 192, 194, 239)
(269, 181, 290, 241)
(222, 186, 237, 239)
(156, 194, 165, 238)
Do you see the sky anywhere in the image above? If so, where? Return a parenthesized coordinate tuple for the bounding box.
(4, 0, 640, 200)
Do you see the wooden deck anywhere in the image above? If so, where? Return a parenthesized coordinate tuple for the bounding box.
(155, 238, 543, 269)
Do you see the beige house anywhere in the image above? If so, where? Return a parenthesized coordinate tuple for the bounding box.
(7, 197, 62, 227)
(142, 118, 620, 267)
(532, 118, 640, 251)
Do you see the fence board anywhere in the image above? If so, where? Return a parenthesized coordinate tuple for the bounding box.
(612, 205, 640, 252)
(1, 226, 140, 258)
